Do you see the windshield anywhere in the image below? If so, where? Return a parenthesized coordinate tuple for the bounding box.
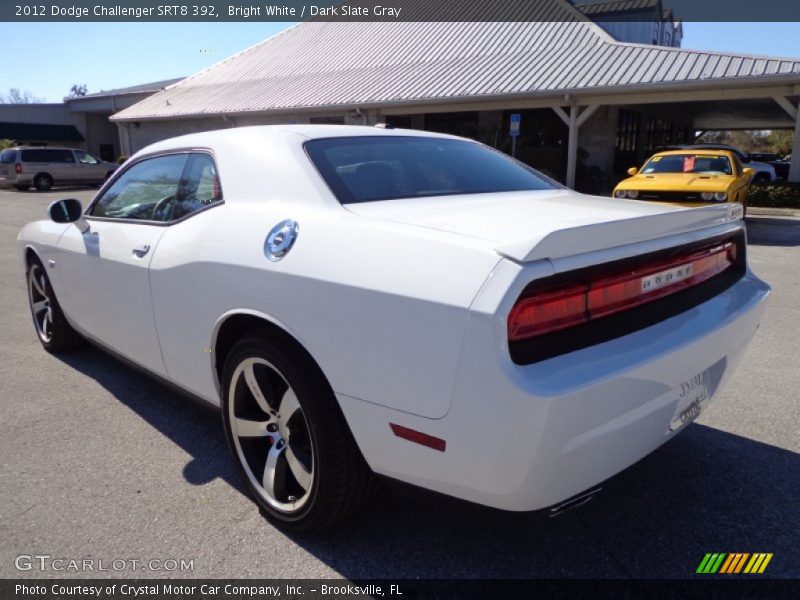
(642, 154, 733, 176)
(305, 136, 559, 204)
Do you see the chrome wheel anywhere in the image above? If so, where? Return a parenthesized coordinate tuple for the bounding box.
(228, 357, 314, 513)
(28, 263, 53, 343)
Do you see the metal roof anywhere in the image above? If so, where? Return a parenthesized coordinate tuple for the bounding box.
(69, 78, 185, 102)
(113, 0, 800, 122)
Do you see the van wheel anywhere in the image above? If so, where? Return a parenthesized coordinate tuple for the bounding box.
(14, 184, 29, 191)
(33, 174, 53, 191)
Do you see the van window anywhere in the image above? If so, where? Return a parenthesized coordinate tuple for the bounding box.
(20, 149, 75, 163)
(75, 150, 99, 164)
(0, 149, 17, 164)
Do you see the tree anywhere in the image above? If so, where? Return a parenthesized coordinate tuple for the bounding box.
(0, 88, 44, 103)
(765, 130, 794, 157)
(67, 84, 88, 98)
(0, 139, 15, 150)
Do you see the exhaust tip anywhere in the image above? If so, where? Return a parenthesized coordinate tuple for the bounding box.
(548, 487, 602, 518)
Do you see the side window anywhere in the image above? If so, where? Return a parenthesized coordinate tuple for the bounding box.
(171, 153, 223, 221)
(51, 149, 75, 163)
(75, 150, 99, 165)
(21, 149, 46, 162)
(732, 155, 743, 176)
(90, 154, 187, 221)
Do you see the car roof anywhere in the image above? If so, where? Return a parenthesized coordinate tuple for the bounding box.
(135, 124, 465, 155)
(6, 146, 77, 151)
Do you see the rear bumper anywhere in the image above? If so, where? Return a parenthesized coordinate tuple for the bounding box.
(340, 269, 769, 511)
(0, 175, 31, 186)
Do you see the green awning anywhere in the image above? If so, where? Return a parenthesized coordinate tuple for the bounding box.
(0, 122, 84, 143)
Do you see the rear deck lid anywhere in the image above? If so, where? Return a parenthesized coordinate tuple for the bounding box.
(347, 190, 743, 262)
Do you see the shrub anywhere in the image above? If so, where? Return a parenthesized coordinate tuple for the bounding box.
(746, 182, 800, 209)
(0, 139, 15, 151)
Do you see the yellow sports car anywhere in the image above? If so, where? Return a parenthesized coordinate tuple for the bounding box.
(614, 149, 753, 211)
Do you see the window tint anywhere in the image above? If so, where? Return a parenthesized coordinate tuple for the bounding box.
(75, 150, 99, 164)
(171, 154, 223, 221)
(305, 136, 557, 204)
(0, 149, 16, 164)
(91, 154, 187, 221)
(732, 154, 743, 176)
(20, 149, 74, 163)
(641, 154, 732, 176)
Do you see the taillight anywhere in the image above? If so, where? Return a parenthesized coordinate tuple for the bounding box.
(15, 163, 22, 174)
(508, 283, 588, 341)
(508, 242, 737, 343)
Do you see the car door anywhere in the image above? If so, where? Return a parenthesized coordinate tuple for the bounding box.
(56, 153, 189, 376)
(73, 149, 106, 183)
(49, 149, 78, 184)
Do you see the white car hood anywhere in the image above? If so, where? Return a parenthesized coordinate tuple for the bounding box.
(347, 190, 742, 262)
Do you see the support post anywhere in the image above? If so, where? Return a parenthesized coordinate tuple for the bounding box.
(553, 104, 600, 189)
(566, 104, 579, 189)
(790, 106, 800, 182)
(116, 123, 131, 158)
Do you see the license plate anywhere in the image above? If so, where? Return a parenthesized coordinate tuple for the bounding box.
(641, 262, 693, 293)
(669, 369, 709, 432)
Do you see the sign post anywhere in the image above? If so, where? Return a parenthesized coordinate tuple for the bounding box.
(509, 113, 521, 158)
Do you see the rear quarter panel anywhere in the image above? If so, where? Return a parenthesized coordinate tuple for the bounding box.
(148, 201, 501, 418)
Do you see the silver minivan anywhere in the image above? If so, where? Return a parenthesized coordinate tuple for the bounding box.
(0, 146, 118, 191)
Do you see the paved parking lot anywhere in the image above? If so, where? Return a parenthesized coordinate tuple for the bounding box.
(1, 187, 798, 579)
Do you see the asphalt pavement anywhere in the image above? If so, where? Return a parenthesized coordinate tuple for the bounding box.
(1, 188, 798, 579)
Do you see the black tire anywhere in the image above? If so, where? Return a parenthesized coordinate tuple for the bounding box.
(221, 334, 377, 532)
(26, 257, 83, 353)
(33, 173, 53, 191)
(752, 172, 770, 184)
(14, 184, 29, 191)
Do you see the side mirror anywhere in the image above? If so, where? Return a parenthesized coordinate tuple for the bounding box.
(48, 198, 83, 223)
(627, 167, 639, 176)
(743, 167, 754, 178)
(48, 198, 90, 233)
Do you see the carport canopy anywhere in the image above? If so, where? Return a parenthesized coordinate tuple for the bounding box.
(0, 121, 84, 143)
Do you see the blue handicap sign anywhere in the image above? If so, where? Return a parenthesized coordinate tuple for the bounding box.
(510, 113, 521, 137)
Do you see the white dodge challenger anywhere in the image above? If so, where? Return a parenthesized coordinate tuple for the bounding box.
(19, 125, 769, 531)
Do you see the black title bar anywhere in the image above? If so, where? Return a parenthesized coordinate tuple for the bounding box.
(4, 0, 800, 22)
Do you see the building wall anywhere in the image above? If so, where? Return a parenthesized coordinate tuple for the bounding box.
(84, 113, 119, 158)
(592, 18, 681, 47)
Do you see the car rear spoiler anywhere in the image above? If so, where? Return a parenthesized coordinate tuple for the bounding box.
(494, 203, 744, 263)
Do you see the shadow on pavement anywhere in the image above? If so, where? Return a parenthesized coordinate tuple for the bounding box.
(55, 345, 243, 493)
(746, 216, 800, 247)
(56, 345, 800, 579)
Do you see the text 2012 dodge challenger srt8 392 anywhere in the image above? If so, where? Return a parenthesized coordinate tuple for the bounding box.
(19, 125, 769, 531)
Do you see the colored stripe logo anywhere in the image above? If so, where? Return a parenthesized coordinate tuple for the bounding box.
(696, 553, 773, 574)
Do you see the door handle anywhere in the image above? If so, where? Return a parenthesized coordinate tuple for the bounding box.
(132, 243, 151, 257)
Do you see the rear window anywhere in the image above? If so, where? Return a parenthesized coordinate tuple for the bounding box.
(20, 149, 75, 163)
(305, 136, 558, 204)
(0, 149, 16, 164)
